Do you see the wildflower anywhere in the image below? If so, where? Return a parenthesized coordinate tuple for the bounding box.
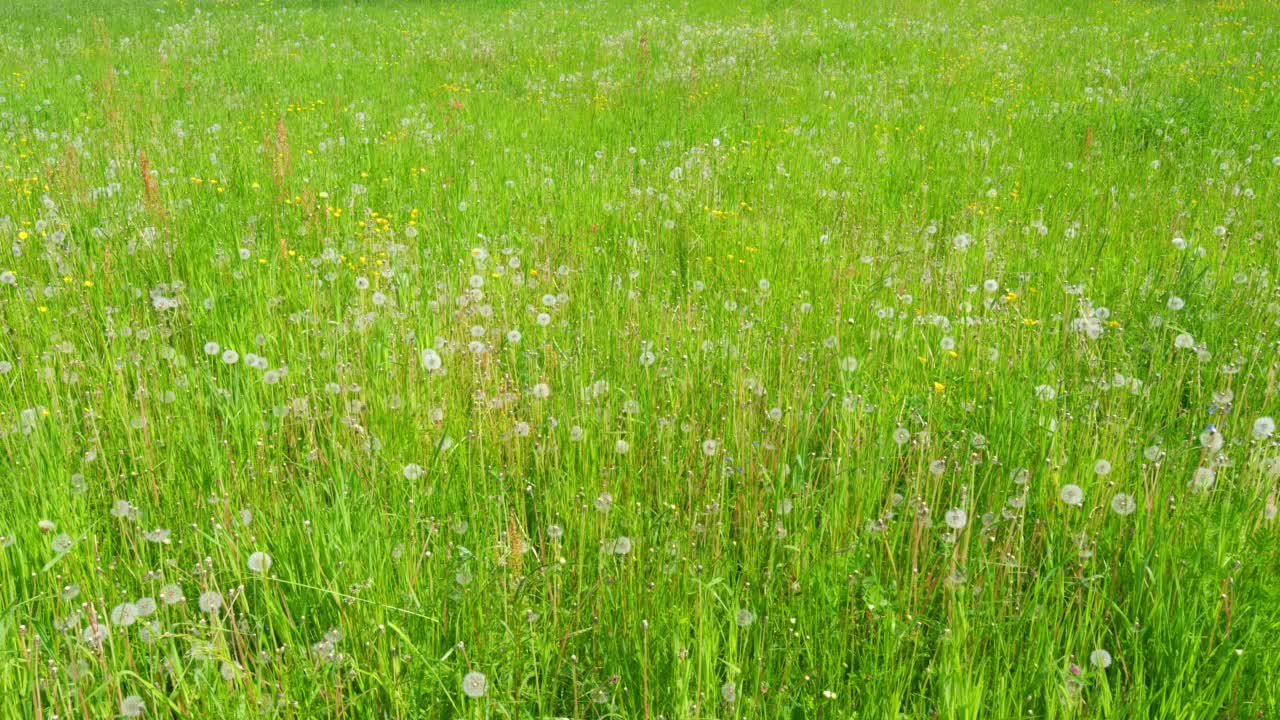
(81, 622, 109, 646)
(1189, 467, 1215, 493)
(944, 508, 967, 530)
(198, 590, 224, 613)
(1059, 484, 1084, 506)
(462, 671, 487, 698)
(736, 608, 755, 627)
(420, 348, 442, 371)
(721, 681, 737, 704)
(110, 603, 139, 628)
(1199, 428, 1224, 451)
(1093, 459, 1112, 476)
(594, 493, 613, 512)
(159, 584, 184, 605)
(1089, 649, 1113, 669)
(1110, 493, 1137, 516)
(247, 551, 272, 574)
(403, 463, 424, 480)
(613, 536, 633, 555)
(120, 695, 146, 717)
(1253, 416, 1276, 440)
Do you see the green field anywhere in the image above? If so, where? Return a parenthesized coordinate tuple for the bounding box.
(2, 0, 1280, 717)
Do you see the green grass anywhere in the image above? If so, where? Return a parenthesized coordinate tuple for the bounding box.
(1, 0, 1280, 717)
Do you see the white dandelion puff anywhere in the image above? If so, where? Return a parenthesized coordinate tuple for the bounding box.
(159, 584, 184, 605)
(1252, 416, 1275, 440)
(1110, 493, 1137, 516)
(198, 590, 224, 614)
(462, 671, 487, 698)
(247, 551, 272, 574)
(119, 695, 146, 718)
(1189, 467, 1215, 493)
(1059, 484, 1084, 506)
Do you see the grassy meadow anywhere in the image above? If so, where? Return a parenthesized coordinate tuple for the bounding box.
(2, 0, 1280, 717)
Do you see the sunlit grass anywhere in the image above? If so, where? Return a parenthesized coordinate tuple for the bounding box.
(1, 0, 1280, 717)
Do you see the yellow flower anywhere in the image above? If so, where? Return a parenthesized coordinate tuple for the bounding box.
(933, 382, 946, 393)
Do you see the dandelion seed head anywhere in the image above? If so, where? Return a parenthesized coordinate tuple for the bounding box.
(462, 671, 487, 698)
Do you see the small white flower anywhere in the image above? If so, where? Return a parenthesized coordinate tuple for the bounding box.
(1089, 648, 1113, 669)
(247, 551, 272, 574)
(1110, 493, 1137, 516)
(198, 590, 224, 614)
(1059, 484, 1084, 506)
(461, 671, 487, 698)
(1189, 467, 1215, 493)
(120, 694, 146, 718)
(1252, 416, 1276, 440)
